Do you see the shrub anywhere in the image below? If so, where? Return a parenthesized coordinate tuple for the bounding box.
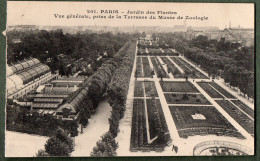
(45, 137, 71, 156)
(182, 93, 189, 100)
(90, 132, 118, 157)
(35, 149, 50, 157)
(44, 128, 74, 156)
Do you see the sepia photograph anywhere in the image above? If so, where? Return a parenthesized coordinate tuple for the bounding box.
(4, 1, 255, 157)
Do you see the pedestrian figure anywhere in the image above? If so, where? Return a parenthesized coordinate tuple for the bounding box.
(174, 146, 178, 153)
(81, 124, 83, 134)
(172, 145, 175, 151)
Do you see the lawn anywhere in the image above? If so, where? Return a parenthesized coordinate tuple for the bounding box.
(134, 81, 144, 97)
(144, 81, 158, 97)
(168, 106, 245, 139)
(160, 81, 199, 93)
(164, 93, 211, 105)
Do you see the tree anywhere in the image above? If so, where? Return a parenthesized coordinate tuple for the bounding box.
(45, 128, 74, 156)
(35, 149, 50, 157)
(45, 137, 71, 156)
(6, 99, 20, 128)
(141, 32, 146, 38)
(61, 120, 79, 137)
(78, 109, 89, 127)
(108, 110, 120, 137)
(152, 33, 157, 41)
(90, 132, 118, 157)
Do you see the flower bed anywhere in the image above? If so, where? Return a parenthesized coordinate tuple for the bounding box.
(210, 82, 236, 98)
(130, 99, 170, 152)
(134, 81, 144, 97)
(231, 100, 254, 118)
(142, 57, 152, 77)
(146, 99, 169, 139)
(160, 81, 199, 93)
(197, 82, 223, 98)
(216, 100, 254, 135)
(164, 93, 211, 105)
(144, 81, 158, 97)
(150, 57, 169, 78)
(161, 57, 183, 78)
(135, 57, 143, 77)
(170, 57, 208, 79)
(177, 57, 208, 79)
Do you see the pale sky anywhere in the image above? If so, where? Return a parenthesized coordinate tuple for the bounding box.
(7, 2, 254, 29)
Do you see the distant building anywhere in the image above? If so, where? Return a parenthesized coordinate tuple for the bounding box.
(11, 39, 21, 44)
(7, 25, 38, 31)
(183, 24, 254, 46)
(221, 27, 254, 46)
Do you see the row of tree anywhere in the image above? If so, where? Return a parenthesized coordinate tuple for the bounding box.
(75, 42, 134, 128)
(172, 38, 254, 98)
(91, 42, 136, 156)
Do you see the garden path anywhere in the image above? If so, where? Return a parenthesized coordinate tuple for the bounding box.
(71, 100, 112, 156)
(5, 131, 48, 157)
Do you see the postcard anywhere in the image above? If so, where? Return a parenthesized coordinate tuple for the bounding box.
(5, 1, 254, 157)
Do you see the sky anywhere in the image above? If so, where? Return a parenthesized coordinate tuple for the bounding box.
(7, 2, 254, 29)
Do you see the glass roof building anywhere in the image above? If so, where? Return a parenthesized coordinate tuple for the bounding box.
(6, 58, 53, 99)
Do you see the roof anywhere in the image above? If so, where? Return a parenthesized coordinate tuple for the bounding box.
(32, 94, 69, 98)
(32, 103, 60, 109)
(6, 75, 23, 90)
(33, 98, 63, 103)
(15, 64, 50, 84)
(44, 86, 76, 94)
(6, 65, 13, 77)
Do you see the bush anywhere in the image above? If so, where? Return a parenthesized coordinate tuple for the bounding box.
(44, 128, 74, 156)
(90, 132, 118, 157)
(182, 93, 189, 100)
(35, 149, 50, 157)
